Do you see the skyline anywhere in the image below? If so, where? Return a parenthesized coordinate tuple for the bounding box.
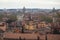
(0, 0, 60, 9)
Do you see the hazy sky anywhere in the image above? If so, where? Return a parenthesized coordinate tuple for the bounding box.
(0, 0, 60, 9)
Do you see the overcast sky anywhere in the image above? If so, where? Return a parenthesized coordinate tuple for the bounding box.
(0, 0, 60, 9)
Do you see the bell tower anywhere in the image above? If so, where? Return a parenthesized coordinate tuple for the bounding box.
(22, 6, 26, 14)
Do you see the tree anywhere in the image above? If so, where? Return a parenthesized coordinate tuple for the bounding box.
(45, 17, 53, 23)
(56, 12, 60, 22)
(8, 14, 17, 20)
(40, 15, 52, 23)
(53, 28, 60, 34)
(56, 12, 60, 18)
(0, 14, 4, 21)
(21, 25, 24, 33)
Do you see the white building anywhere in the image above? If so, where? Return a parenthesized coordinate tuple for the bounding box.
(17, 14, 24, 21)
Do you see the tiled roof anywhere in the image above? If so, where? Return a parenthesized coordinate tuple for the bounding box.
(3, 32, 38, 39)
